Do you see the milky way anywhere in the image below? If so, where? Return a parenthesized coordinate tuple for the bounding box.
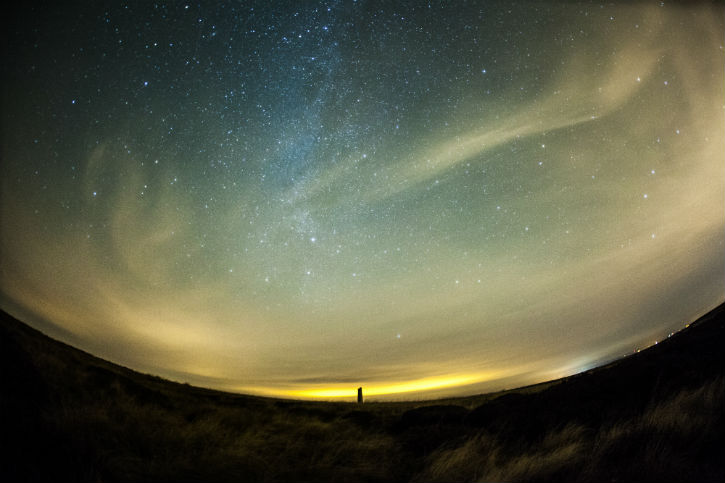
(2, 1, 723, 400)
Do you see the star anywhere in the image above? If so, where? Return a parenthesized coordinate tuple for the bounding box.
(1, 0, 722, 400)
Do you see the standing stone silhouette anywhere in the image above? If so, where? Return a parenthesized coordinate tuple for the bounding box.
(357, 387, 363, 404)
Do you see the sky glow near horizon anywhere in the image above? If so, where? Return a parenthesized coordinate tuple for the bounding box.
(1, 1, 724, 400)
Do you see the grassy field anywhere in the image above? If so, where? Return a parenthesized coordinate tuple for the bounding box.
(1, 303, 723, 482)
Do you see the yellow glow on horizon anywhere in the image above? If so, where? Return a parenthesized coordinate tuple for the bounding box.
(242, 373, 491, 400)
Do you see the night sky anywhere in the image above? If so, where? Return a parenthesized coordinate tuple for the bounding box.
(2, 1, 723, 400)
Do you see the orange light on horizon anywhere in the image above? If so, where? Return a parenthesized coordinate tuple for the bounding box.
(240, 373, 495, 400)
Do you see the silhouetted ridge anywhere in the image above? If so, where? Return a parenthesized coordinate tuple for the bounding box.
(1, 303, 723, 482)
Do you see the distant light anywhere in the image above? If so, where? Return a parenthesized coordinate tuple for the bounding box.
(276, 374, 484, 399)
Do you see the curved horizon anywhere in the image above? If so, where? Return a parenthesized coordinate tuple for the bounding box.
(1, 301, 721, 403)
(2, 2, 724, 401)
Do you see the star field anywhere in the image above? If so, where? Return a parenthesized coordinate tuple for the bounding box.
(1, 1, 724, 400)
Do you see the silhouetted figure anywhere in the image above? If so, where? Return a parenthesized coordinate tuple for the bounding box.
(357, 387, 363, 404)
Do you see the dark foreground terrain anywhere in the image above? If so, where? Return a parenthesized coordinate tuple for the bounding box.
(1, 304, 723, 482)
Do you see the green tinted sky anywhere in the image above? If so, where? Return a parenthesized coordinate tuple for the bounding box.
(2, 1, 723, 400)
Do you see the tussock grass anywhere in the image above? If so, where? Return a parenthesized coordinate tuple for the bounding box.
(44, 387, 401, 482)
(412, 378, 725, 483)
(2, 305, 724, 482)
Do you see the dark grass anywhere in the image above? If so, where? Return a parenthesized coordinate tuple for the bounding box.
(1, 303, 723, 482)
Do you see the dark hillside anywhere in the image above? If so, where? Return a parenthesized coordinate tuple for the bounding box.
(1, 303, 723, 482)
